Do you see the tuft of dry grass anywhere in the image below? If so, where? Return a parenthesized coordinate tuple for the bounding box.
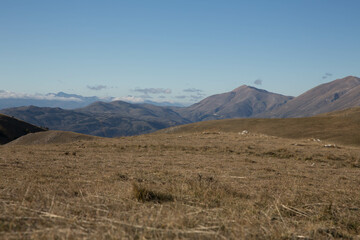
(132, 183, 174, 203)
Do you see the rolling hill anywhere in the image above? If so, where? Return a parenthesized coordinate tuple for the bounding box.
(0, 113, 46, 144)
(7, 130, 99, 145)
(1, 116, 360, 239)
(162, 107, 360, 146)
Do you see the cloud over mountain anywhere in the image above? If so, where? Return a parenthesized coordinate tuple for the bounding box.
(254, 79, 262, 85)
(175, 95, 187, 99)
(0, 91, 106, 110)
(0, 90, 82, 102)
(183, 88, 206, 101)
(183, 88, 203, 93)
(87, 85, 107, 91)
(322, 73, 333, 80)
(112, 96, 145, 103)
(133, 88, 172, 95)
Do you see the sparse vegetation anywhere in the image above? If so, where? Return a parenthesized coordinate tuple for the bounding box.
(132, 183, 174, 203)
(159, 107, 360, 147)
(0, 132, 360, 239)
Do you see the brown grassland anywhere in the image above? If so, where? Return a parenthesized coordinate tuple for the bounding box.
(1, 127, 360, 239)
(160, 107, 360, 147)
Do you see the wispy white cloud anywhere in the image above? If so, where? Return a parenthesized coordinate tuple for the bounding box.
(183, 88, 203, 93)
(112, 96, 145, 103)
(182, 88, 206, 102)
(190, 95, 205, 101)
(138, 94, 153, 99)
(113, 95, 180, 104)
(322, 73, 333, 80)
(133, 88, 172, 94)
(0, 90, 82, 102)
(87, 85, 107, 91)
(254, 79, 262, 85)
(175, 95, 187, 99)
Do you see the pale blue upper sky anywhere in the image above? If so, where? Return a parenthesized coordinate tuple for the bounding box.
(1, 0, 360, 104)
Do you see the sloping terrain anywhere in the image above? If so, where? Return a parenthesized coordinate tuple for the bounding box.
(2, 76, 360, 138)
(77, 100, 188, 124)
(176, 85, 293, 121)
(0, 113, 45, 144)
(260, 76, 360, 118)
(0, 102, 190, 137)
(177, 75, 360, 121)
(7, 130, 99, 145)
(162, 107, 360, 146)
(1, 131, 359, 239)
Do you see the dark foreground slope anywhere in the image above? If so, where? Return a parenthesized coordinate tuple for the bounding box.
(162, 107, 360, 146)
(0, 113, 45, 144)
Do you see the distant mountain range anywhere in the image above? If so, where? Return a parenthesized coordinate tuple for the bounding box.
(0, 92, 107, 109)
(0, 102, 189, 137)
(1, 76, 360, 137)
(0, 91, 185, 110)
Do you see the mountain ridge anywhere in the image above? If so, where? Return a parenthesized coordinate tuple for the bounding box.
(0, 102, 190, 137)
(258, 76, 360, 118)
(1, 76, 360, 137)
(176, 85, 293, 121)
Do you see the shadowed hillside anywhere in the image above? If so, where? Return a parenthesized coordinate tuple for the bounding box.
(0, 103, 190, 137)
(0, 113, 46, 144)
(162, 107, 360, 146)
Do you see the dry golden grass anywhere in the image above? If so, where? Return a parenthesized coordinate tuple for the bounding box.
(1, 132, 360, 239)
(6, 130, 99, 146)
(160, 107, 360, 147)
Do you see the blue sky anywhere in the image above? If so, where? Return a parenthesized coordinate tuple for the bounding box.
(1, 0, 360, 104)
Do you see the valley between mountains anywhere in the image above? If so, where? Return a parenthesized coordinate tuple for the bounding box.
(1, 76, 360, 138)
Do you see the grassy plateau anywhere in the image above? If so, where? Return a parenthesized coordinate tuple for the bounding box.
(1, 127, 360, 239)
